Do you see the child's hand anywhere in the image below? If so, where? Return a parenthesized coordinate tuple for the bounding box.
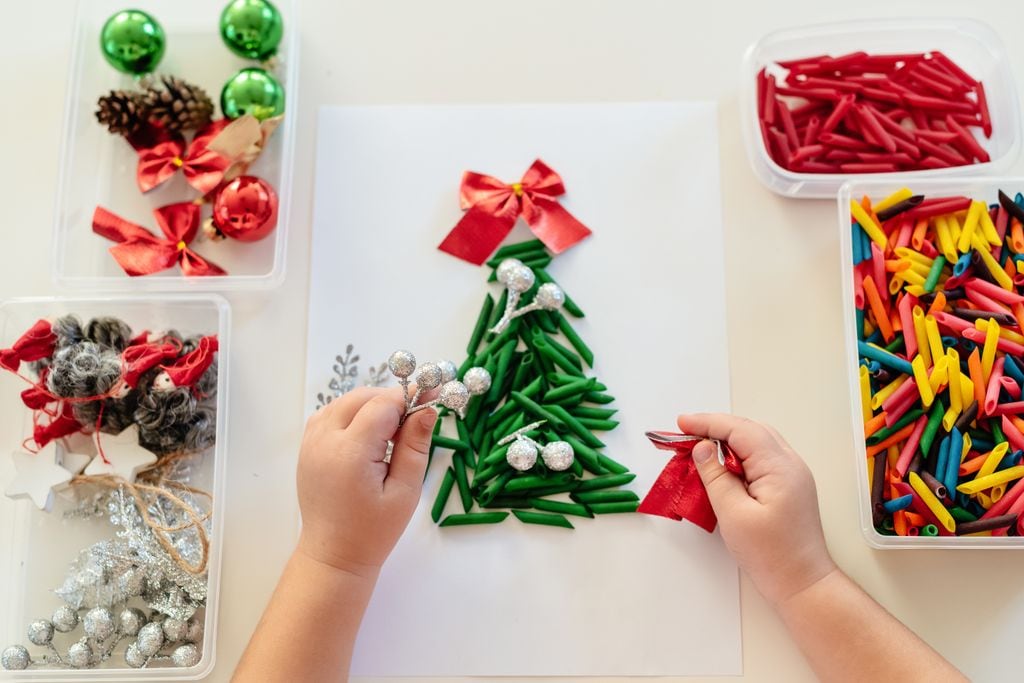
(677, 413, 836, 606)
(296, 387, 437, 578)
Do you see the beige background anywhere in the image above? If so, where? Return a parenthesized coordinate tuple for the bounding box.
(4, 1, 1024, 680)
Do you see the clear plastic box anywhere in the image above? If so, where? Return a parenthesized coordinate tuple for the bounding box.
(742, 18, 1022, 199)
(53, 0, 298, 290)
(838, 178, 1024, 548)
(0, 295, 231, 678)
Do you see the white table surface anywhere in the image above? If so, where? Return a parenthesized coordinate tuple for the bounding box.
(4, 1, 1024, 681)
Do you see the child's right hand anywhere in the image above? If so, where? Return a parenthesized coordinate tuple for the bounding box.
(677, 413, 837, 607)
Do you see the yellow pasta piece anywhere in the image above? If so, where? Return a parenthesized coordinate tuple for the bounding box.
(873, 187, 913, 213)
(851, 200, 887, 249)
(871, 374, 909, 410)
(859, 365, 872, 424)
(981, 318, 1000, 383)
(957, 466, 1024, 495)
(977, 442, 1010, 480)
(912, 306, 931, 367)
(912, 355, 935, 408)
(909, 472, 956, 533)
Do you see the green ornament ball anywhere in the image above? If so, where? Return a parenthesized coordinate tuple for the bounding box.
(220, 67, 285, 121)
(220, 0, 283, 61)
(99, 9, 165, 75)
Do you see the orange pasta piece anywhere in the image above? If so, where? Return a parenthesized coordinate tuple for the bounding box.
(968, 348, 986, 408)
(864, 412, 888, 437)
(959, 453, 988, 476)
(904, 511, 927, 527)
(894, 510, 908, 536)
(863, 276, 895, 342)
(866, 424, 917, 457)
(911, 218, 929, 251)
(1011, 217, 1024, 253)
(927, 291, 946, 317)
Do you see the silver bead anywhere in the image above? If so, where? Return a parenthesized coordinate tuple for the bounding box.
(137, 622, 165, 657)
(118, 567, 145, 597)
(125, 642, 148, 668)
(438, 381, 470, 412)
(535, 283, 565, 310)
(52, 605, 79, 633)
(415, 362, 443, 390)
(462, 367, 492, 396)
(496, 258, 524, 284)
(507, 440, 538, 471)
(185, 617, 204, 644)
(505, 264, 536, 293)
(162, 617, 188, 643)
(67, 641, 93, 669)
(387, 350, 417, 379)
(171, 643, 201, 668)
(541, 440, 575, 471)
(27, 619, 54, 646)
(118, 608, 147, 637)
(437, 360, 458, 384)
(2, 645, 30, 670)
(83, 607, 115, 641)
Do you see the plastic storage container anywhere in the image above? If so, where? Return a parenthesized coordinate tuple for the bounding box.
(53, 0, 298, 290)
(0, 295, 230, 678)
(743, 18, 1021, 199)
(839, 177, 1024, 548)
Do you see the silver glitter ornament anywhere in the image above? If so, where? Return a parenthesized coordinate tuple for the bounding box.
(490, 261, 552, 333)
(67, 641, 93, 668)
(2, 645, 30, 670)
(462, 366, 492, 396)
(185, 616, 204, 643)
(162, 617, 188, 642)
(506, 439, 539, 471)
(26, 620, 54, 646)
(171, 643, 201, 668)
(438, 381, 470, 413)
(125, 641, 148, 668)
(118, 567, 145, 597)
(83, 607, 115, 641)
(119, 607, 147, 637)
(505, 264, 536, 293)
(534, 283, 566, 310)
(495, 258, 524, 285)
(137, 622, 165, 657)
(387, 350, 416, 379)
(415, 362, 443, 390)
(52, 604, 79, 633)
(437, 360, 458, 383)
(541, 440, 575, 471)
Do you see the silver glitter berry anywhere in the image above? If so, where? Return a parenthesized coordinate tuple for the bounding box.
(505, 264, 536, 293)
(462, 367, 492, 396)
(118, 567, 145, 597)
(437, 360, 458, 384)
(387, 350, 417, 379)
(119, 608, 147, 637)
(535, 283, 566, 310)
(438, 381, 470, 412)
(2, 645, 30, 671)
(507, 439, 539, 471)
(27, 619, 54, 646)
(52, 604, 79, 633)
(185, 617, 204, 644)
(541, 440, 575, 471)
(83, 607, 115, 641)
(137, 622, 165, 657)
(125, 642, 148, 668)
(162, 617, 188, 643)
(171, 643, 201, 668)
(496, 258, 524, 284)
(67, 641, 93, 669)
(415, 362, 443, 390)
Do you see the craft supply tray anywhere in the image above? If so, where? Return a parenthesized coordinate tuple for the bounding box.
(0, 295, 230, 679)
(742, 18, 1021, 199)
(53, 0, 298, 290)
(839, 178, 1024, 548)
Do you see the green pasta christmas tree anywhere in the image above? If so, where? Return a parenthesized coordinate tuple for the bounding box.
(429, 239, 639, 529)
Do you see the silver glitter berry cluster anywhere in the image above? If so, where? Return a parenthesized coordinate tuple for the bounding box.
(1, 489, 210, 672)
(386, 350, 491, 422)
(316, 344, 389, 408)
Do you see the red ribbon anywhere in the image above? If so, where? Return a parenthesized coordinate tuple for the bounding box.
(137, 120, 231, 194)
(0, 319, 56, 372)
(92, 203, 226, 277)
(438, 159, 592, 265)
(638, 431, 744, 532)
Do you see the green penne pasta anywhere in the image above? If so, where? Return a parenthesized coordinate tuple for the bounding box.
(510, 391, 566, 429)
(510, 351, 534, 388)
(583, 391, 615, 404)
(597, 453, 630, 475)
(533, 309, 559, 334)
(544, 377, 595, 403)
(563, 436, 608, 475)
(574, 473, 636, 492)
(528, 498, 594, 518)
(467, 293, 496, 356)
(577, 417, 620, 431)
(521, 375, 544, 399)
(503, 472, 575, 494)
(482, 496, 533, 509)
(471, 463, 505, 488)
(521, 255, 554, 272)
(479, 319, 519, 359)
(488, 289, 509, 327)
(570, 406, 618, 420)
(485, 400, 518, 430)
(470, 415, 487, 451)
(455, 419, 473, 466)
(534, 338, 584, 377)
(569, 459, 584, 477)
(525, 483, 582, 497)
(486, 340, 517, 404)
(478, 471, 514, 506)
(491, 239, 547, 260)
(536, 268, 584, 317)
(481, 443, 512, 467)
(571, 490, 639, 505)
(513, 509, 574, 529)
(545, 404, 604, 448)
(533, 328, 582, 369)
(432, 435, 471, 452)
(452, 453, 473, 512)
(555, 312, 595, 366)
(456, 354, 478, 379)
(588, 501, 639, 514)
(494, 411, 524, 443)
(431, 468, 457, 522)
(440, 512, 509, 526)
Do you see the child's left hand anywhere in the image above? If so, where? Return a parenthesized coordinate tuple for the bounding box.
(295, 387, 437, 578)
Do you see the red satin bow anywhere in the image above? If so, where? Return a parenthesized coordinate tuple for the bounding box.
(638, 431, 744, 532)
(438, 159, 592, 265)
(137, 120, 230, 194)
(92, 203, 226, 277)
(0, 319, 56, 372)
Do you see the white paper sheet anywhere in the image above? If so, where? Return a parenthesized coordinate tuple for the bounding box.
(304, 103, 740, 676)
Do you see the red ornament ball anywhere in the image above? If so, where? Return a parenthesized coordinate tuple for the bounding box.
(212, 175, 278, 242)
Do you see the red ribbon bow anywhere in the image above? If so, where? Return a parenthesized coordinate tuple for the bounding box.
(92, 203, 226, 277)
(0, 319, 56, 372)
(638, 431, 744, 532)
(438, 159, 592, 265)
(137, 120, 231, 194)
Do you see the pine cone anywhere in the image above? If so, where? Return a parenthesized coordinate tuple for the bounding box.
(95, 90, 149, 136)
(143, 76, 214, 133)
